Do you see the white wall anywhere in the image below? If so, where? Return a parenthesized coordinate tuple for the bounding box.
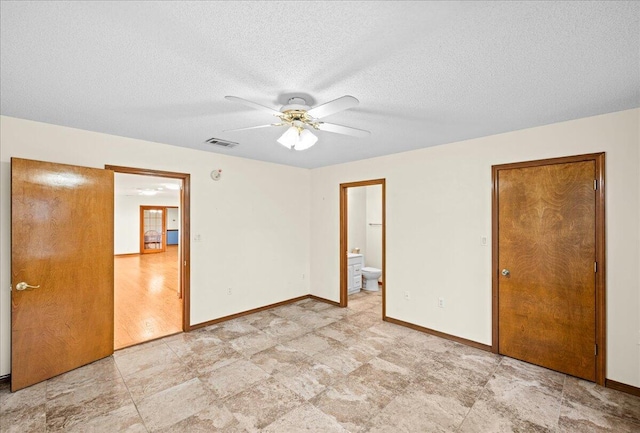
(114, 193, 179, 255)
(310, 109, 640, 387)
(347, 187, 367, 258)
(347, 185, 382, 271)
(0, 116, 311, 376)
(365, 185, 382, 272)
(637, 112, 640, 385)
(166, 207, 179, 231)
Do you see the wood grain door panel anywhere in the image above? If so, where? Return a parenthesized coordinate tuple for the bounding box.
(11, 158, 114, 391)
(497, 159, 597, 381)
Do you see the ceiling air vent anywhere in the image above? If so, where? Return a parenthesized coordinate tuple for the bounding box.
(204, 138, 239, 148)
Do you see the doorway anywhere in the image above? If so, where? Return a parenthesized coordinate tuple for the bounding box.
(491, 153, 605, 384)
(140, 206, 167, 254)
(339, 179, 386, 317)
(107, 165, 191, 349)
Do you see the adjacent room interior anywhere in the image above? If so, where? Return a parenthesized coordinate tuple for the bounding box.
(113, 173, 183, 349)
(345, 182, 384, 314)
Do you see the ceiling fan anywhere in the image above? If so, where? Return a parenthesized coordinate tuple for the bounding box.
(223, 95, 370, 151)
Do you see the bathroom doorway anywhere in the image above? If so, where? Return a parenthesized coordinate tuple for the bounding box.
(339, 179, 386, 317)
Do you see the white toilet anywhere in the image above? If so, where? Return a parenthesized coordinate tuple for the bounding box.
(362, 267, 382, 291)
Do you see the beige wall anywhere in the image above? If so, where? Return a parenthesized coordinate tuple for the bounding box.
(1, 109, 638, 388)
(0, 116, 311, 376)
(310, 109, 640, 387)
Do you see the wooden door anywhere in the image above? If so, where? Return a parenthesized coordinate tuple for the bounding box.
(494, 155, 604, 382)
(11, 158, 114, 391)
(140, 206, 166, 254)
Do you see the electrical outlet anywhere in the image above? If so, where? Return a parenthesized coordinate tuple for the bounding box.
(438, 297, 445, 308)
(404, 291, 410, 300)
(227, 287, 232, 295)
(481, 236, 488, 246)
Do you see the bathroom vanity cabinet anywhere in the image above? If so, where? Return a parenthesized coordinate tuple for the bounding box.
(347, 254, 363, 294)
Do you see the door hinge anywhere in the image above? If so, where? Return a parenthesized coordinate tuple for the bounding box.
(594, 262, 597, 272)
(184, 261, 187, 266)
(594, 180, 598, 190)
(595, 344, 598, 356)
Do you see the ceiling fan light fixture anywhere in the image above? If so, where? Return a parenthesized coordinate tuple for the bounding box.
(225, 94, 368, 151)
(294, 129, 318, 151)
(277, 126, 299, 149)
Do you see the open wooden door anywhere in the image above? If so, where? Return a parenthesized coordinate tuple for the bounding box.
(11, 158, 114, 391)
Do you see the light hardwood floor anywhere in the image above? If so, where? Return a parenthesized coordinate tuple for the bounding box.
(114, 246, 182, 350)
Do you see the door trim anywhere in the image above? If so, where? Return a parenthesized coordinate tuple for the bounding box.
(339, 179, 386, 318)
(491, 153, 606, 385)
(106, 165, 192, 332)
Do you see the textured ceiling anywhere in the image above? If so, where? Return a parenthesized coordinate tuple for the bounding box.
(1, 1, 638, 169)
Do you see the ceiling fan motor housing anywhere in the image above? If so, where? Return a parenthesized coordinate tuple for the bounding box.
(281, 97, 311, 112)
(279, 97, 317, 130)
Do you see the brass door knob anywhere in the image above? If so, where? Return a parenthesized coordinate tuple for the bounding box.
(16, 282, 40, 291)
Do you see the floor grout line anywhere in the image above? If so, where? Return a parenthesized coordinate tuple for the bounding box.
(44, 377, 49, 432)
(454, 353, 504, 432)
(112, 353, 151, 433)
(552, 373, 568, 433)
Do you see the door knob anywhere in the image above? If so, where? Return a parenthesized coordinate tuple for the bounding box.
(501, 269, 510, 277)
(16, 282, 40, 291)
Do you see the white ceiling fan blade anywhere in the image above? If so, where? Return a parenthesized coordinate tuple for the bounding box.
(317, 122, 371, 138)
(225, 96, 283, 117)
(307, 95, 359, 119)
(223, 124, 277, 132)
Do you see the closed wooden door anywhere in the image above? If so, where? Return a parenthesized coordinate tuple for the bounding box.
(140, 206, 166, 254)
(11, 158, 114, 391)
(495, 155, 603, 382)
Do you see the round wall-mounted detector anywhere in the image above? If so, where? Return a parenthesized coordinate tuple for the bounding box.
(210, 169, 222, 181)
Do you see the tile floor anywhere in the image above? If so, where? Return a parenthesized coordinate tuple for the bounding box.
(1, 291, 639, 432)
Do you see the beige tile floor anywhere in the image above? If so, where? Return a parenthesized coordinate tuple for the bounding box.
(2, 290, 640, 432)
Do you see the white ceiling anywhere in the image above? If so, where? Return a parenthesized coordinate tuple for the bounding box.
(1, 1, 638, 169)
(115, 173, 181, 198)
